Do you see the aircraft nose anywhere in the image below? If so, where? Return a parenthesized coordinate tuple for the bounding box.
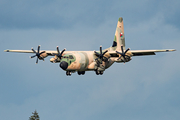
(59, 61, 68, 70)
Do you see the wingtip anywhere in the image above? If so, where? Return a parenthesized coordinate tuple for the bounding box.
(168, 49, 176, 52)
(4, 49, 9, 52)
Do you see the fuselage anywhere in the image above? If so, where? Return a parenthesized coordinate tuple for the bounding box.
(50, 51, 115, 72)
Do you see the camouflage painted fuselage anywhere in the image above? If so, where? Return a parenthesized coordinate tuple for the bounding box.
(50, 51, 114, 72)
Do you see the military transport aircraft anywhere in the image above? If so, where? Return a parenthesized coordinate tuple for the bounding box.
(4, 17, 176, 76)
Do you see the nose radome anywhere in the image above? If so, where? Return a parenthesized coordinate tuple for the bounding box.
(60, 61, 68, 70)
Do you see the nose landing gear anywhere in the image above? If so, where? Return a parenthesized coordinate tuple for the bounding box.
(66, 71, 72, 76)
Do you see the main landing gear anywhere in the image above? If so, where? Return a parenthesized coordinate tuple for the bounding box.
(66, 71, 85, 76)
(95, 70, 104, 75)
(77, 71, 85, 75)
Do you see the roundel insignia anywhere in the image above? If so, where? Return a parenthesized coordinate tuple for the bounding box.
(120, 33, 123, 37)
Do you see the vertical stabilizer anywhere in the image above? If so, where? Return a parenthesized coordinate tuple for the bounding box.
(111, 17, 125, 51)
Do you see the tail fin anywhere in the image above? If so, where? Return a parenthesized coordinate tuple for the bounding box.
(111, 17, 126, 51)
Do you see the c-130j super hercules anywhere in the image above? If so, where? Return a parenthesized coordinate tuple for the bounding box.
(4, 17, 176, 76)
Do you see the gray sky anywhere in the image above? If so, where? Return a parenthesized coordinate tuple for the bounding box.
(0, 0, 180, 120)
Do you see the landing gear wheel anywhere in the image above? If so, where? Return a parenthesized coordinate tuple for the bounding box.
(78, 72, 81, 75)
(66, 71, 71, 76)
(82, 71, 85, 75)
(77, 71, 85, 75)
(95, 70, 103, 75)
(96, 70, 100, 75)
(99, 71, 103, 75)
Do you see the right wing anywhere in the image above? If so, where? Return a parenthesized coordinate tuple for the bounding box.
(4, 49, 58, 56)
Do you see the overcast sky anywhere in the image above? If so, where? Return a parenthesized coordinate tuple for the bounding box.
(0, 0, 180, 120)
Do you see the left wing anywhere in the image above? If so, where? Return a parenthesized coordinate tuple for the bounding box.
(130, 49, 176, 56)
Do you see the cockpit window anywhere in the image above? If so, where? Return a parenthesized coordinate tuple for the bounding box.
(62, 55, 74, 59)
(69, 55, 74, 59)
(63, 56, 68, 58)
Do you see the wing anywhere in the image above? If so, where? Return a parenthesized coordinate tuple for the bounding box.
(4, 49, 58, 56)
(130, 49, 176, 56)
(108, 49, 176, 57)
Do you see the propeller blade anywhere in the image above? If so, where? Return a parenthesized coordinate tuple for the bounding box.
(95, 57, 99, 61)
(36, 57, 38, 64)
(31, 48, 36, 53)
(39, 51, 45, 55)
(102, 50, 108, 55)
(124, 48, 130, 54)
(117, 56, 122, 60)
(100, 46, 102, 55)
(60, 49, 66, 55)
(121, 46, 124, 53)
(53, 59, 57, 63)
(57, 46, 60, 54)
(37, 45, 40, 53)
(94, 51, 100, 56)
(30, 55, 36, 58)
(95, 58, 102, 64)
(103, 56, 108, 61)
(123, 56, 126, 63)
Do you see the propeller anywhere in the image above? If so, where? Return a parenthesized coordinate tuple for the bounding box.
(52, 46, 66, 62)
(94, 46, 108, 64)
(116, 46, 130, 63)
(30, 45, 45, 64)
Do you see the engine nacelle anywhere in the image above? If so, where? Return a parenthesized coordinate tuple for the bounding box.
(50, 56, 60, 63)
(39, 52, 48, 60)
(115, 56, 131, 63)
